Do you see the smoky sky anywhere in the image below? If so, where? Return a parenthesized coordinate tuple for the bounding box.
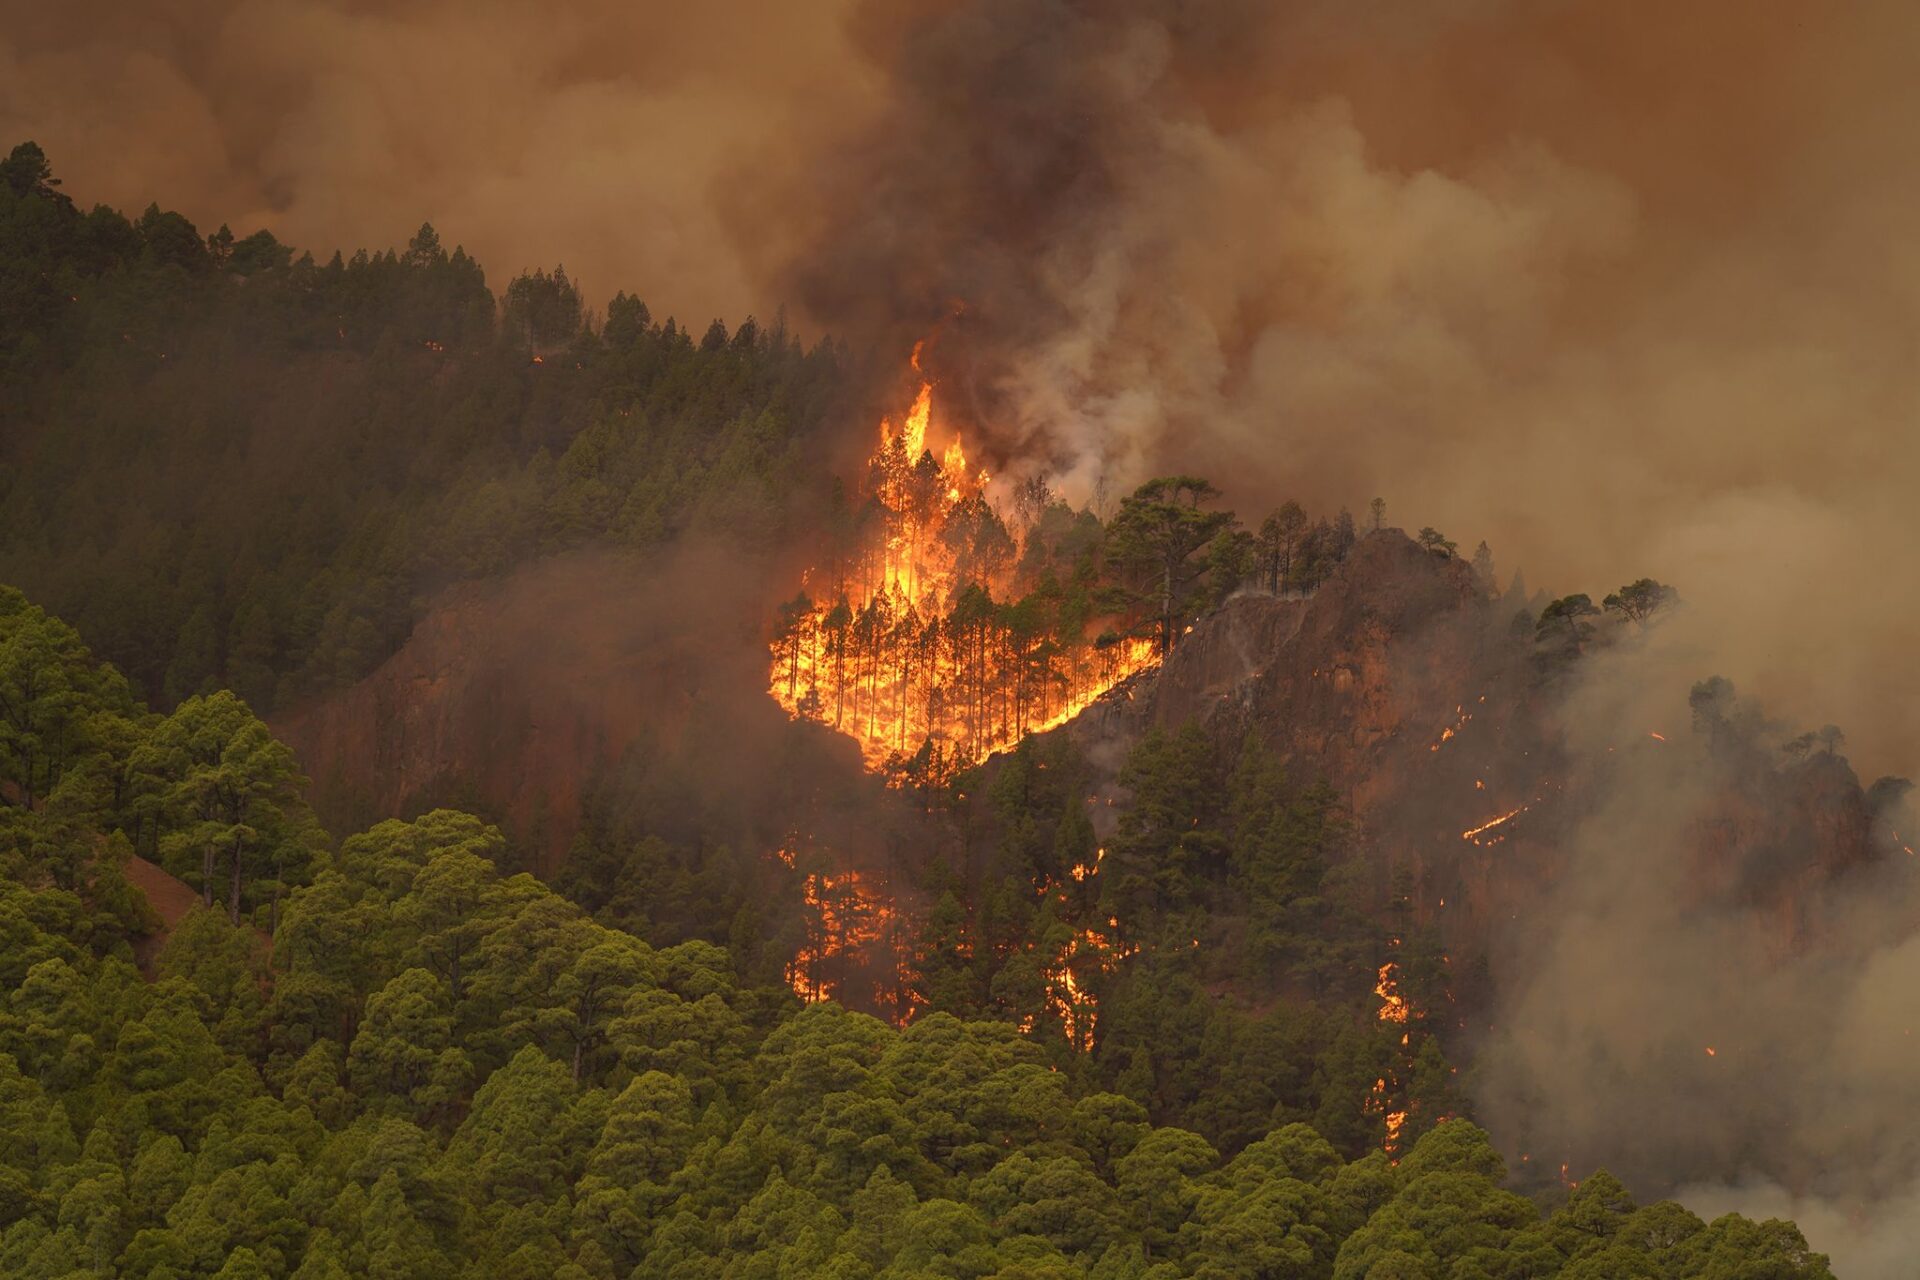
(743, 0, 1920, 784)
(0, 0, 877, 327)
(10, 2, 1920, 1267)
(11, 0, 1908, 777)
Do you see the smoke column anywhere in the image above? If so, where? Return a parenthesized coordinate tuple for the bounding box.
(11, 0, 1920, 1268)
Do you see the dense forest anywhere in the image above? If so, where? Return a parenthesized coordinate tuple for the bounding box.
(0, 143, 1843, 1275)
(0, 581, 1834, 1279)
(0, 141, 845, 713)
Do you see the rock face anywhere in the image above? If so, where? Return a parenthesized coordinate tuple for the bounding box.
(1059, 529, 1896, 959)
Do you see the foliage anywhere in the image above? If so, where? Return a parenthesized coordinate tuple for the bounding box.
(0, 144, 847, 713)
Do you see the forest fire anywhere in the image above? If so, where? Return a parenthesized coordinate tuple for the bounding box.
(1375, 961, 1410, 1025)
(1462, 805, 1529, 845)
(1428, 699, 1483, 752)
(1367, 1075, 1409, 1157)
(768, 372, 1158, 774)
(1042, 921, 1137, 1051)
(783, 865, 919, 1021)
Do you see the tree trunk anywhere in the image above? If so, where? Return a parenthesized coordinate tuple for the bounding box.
(229, 836, 244, 926)
(202, 842, 216, 907)
(1161, 561, 1174, 654)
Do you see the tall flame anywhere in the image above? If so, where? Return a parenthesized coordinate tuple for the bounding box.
(769, 376, 1158, 773)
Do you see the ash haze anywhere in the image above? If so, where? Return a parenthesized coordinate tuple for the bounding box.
(12, 1, 1920, 1270)
(8, 0, 1917, 774)
(0, 0, 878, 327)
(1478, 632, 1920, 1279)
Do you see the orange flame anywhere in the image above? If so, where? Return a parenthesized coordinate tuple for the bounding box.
(1462, 805, 1528, 844)
(1375, 962, 1410, 1024)
(769, 376, 1159, 773)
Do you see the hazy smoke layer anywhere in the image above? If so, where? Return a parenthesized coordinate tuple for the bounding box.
(1476, 638, 1920, 1277)
(745, 0, 1920, 782)
(0, 0, 875, 326)
(7, 0, 1915, 771)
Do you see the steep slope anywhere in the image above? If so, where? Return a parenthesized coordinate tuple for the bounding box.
(274, 544, 827, 865)
(1059, 529, 1895, 957)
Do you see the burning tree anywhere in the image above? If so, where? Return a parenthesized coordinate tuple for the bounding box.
(767, 376, 1159, 773)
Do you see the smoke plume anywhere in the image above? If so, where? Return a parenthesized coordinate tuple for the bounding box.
(11, 1, 1920, 1268)
(1474, 632, 1920, 1277)
(740, 0, 1920, 781)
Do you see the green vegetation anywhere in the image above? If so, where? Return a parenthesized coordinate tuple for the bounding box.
(0, 144, 1837, 1277)
(0, 142, 845, 713)
(0, 581, 1833, 1278)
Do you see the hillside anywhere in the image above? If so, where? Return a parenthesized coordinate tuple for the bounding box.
(0, 575, 1850, 1280)
(2, 140, 1905, 1275)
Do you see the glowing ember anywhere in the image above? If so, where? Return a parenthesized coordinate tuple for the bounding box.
(1462, 805, 1529, 845)
(1375, 962, 1410, 1024)
(769, 375, 1159, 773)
(1428, 703, 1478, 752)
(1649, 730, 1668, 742)
(1705, 1046, 1717, 1057)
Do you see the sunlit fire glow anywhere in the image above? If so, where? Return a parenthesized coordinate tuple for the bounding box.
(769, 375, 1159, 775)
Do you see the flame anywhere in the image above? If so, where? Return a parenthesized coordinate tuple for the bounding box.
(1429, 704, 1475, 751)
(1069, 846, 1106, 882)
(769, 376, 1159, 773)
(1366, 1076, 1409, 1157)
(780, 860, 919, 1022)
(1375, 962, 1410, 1024)
(1040, 923, 1136, 1051)
(1462, 805, 1529, 844)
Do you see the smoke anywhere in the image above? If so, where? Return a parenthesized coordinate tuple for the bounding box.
(13, 0, 1920, 1262)
(1472, 630, 1920, 1277)
(0, 0, 876, 326)
(737, 0, 1920, 779)
(8, 0, 1914, 768)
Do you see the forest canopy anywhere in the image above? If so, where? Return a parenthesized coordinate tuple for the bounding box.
(0, 578, 1835, 1278)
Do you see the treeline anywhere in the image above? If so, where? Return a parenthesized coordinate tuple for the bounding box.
(0, 142, 846, 713)
(0, 582, 1834, 1277)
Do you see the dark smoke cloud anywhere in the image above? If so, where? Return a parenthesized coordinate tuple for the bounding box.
(10, 1, 1920, 1268)
(744, 0, 1920, 782)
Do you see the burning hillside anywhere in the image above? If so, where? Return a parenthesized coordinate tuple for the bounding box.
(768, 366, 1158, 776)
